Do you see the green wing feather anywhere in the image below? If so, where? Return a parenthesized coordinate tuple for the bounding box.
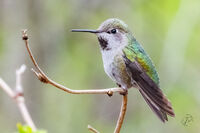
(123, 38, 160, 86)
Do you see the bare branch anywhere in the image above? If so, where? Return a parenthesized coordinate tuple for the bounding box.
(17, 97, 37, 131)
(0, 65, 36, 131)
(114, 94, 128, 133)
(16, 64, 26, 93)
(21, 29, 125, 96)
(0, 78, 15, 98)
(88, 125, 100, 133)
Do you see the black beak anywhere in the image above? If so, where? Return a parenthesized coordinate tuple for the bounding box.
(71, 29, 101, 33)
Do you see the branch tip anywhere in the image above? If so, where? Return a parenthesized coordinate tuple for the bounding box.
(31, 68, 37, 74)
(16, 64, 26, 75)
(16, 64, 27, 93)
(22, 29, 28, 40)
(31, 69, 39, 78)
(88, 125, 100, 133)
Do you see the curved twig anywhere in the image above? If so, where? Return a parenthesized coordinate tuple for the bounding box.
(22, 29, 124, 96)
(114, 94, 128, 133)
(21, 29, 128, 133)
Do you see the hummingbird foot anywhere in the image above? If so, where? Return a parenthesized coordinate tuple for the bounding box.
(119, 89, 128, 96)
(116, 83, 128, 95)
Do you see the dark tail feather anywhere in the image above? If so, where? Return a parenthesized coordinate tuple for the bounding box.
(123, 59, 175, 121)
(136, 73, 175, 118)
(139, 89, 168, 122)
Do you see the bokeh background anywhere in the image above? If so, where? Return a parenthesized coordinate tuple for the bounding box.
(0, 0, 200, 132)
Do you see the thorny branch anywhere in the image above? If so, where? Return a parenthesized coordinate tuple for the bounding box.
(0, 65, 37, 131)
(21, 29, 128, 133)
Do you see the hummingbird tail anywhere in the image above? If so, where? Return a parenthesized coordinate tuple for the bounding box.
(139, 89, 168, 122)
(135, 75, 175, 121)
(123, 59, 175, 122)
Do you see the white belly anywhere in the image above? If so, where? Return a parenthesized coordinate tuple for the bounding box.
(101, 49, 119, 81)
(101, 49, 132, 89)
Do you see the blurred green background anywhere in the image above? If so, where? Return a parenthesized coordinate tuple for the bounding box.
(0, 0, 200, 132)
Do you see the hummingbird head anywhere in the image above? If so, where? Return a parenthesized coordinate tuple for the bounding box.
(72, 18, 132, 51)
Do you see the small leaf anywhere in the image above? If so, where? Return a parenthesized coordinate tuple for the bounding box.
(16, 123, 47, 133)
(17, 123, 32, 133)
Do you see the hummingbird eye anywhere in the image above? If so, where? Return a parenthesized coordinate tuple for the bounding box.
(111, 29, 117, 34)
(107, 29, 117, 34)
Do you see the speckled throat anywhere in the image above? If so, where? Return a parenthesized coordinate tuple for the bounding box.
(98, 37, 110, 51)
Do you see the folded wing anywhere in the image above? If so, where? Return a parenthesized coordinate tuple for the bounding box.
(123, 56, 175, 122)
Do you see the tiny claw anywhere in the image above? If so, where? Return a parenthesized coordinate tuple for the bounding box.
(119, 90, 128, 96)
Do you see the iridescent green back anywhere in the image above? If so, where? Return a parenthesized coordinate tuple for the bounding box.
(123, 35, 160, 86)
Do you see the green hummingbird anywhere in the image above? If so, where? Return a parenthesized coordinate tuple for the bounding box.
(72, 18, 175, 122)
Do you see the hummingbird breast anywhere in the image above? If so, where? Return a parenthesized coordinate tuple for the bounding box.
(102, 50, 132, 89)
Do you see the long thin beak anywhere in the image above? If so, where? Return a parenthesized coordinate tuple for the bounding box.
(71, 29, 101, 33)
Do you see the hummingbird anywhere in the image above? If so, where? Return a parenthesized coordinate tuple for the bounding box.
(71, 18, 175, 122)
